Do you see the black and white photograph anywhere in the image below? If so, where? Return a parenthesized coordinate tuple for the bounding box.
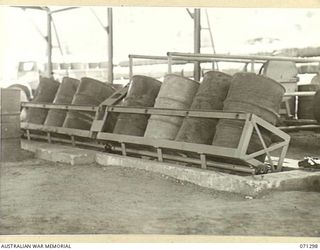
(0, 3, 320, 245)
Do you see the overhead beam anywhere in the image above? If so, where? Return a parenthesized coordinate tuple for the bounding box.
(50, 7, 79, 14)
(11, 6, 47, 11)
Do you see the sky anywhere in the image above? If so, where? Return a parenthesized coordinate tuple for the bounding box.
(1, 7, 320, 81)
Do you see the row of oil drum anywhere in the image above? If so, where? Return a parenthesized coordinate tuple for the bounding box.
(25, 77, 116, 130)
(24, 72, 319, 164)
(109, 72, 286, 162)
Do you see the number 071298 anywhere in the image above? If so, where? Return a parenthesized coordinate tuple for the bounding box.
(300, 244, 318, 248)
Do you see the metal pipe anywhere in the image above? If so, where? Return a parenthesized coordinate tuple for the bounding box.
(129, 56, 133, 79)
(51, 16, 64, 58)
(111, 146, 255, 174)
(47, 10, 53, 78)
(107, 8, 113, 83)
(193, 8, 201, 81)
(129, 54, 170, 60)
(105, 106, 249, 119)
(283, 119, 318, 126)
(279, 125, 320, 132)
(128, 54, 267, 68)
(50, 7, 78, 14)
(21, 102, 98, 112)
(13, 6, 46, 11)
(168, 52, 320, 63)
(284, 91, 316, 97)
(20, 102, 249, 119)
(23, 133, 103, 149)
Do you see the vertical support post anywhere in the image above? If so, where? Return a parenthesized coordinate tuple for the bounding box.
(277, 144, 289, 172)
(107, 8, 113, 83)
(71, 135, 75, 147)
(157, 148, 163, 162)
(200, 154, 207, 169)
(237, 116, 254, 157)
(121, 142, 127, 156)
(47, 132, 52, 144)
(47, 10, 53, 78)
(168, 54, 173, 74)
(27, 129, 31, 140)
(129, 56, 133, 80)
(250, 60, 255, 72)
(193, 8, 201, 81)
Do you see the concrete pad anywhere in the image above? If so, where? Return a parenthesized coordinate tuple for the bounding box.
(22, 139, 320, 195)
(95, 152, 320, 195)
(21, 140, 95, 166)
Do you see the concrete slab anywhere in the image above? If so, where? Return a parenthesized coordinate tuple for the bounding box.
(21, 140, 95, 166)
(21, 139, 320, 195)
(95, 152, 320, 195)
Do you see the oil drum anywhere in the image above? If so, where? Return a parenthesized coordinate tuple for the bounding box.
(113, 75, 161, 136)
(298, 84, 320, 120)
(25, 77, 60, 124)
(44, 77, 80, 127)
(212, 73, 285, 162)
(144, 74, 199, 140)
(175, 71, 232, 144)
(313, 89, 320, 123)
(63, 77, 115, 130)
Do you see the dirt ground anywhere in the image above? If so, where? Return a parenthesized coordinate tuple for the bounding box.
(285, 131, 320, 159)
(0, 131, 319, 236)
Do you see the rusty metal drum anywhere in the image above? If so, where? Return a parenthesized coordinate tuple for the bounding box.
(25, 77, 60, 124)
(313, 89, 320, 123)
(144, 74, 199, 140)
(212, 73, 285, 162)
(222, 73, 285, 125)
(44, 77, 80, 127)
(298, 84, 320, 120)
(63, 77, 115, 130)
(113, 75, 161, 136)
(175, 71, 232, 144)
